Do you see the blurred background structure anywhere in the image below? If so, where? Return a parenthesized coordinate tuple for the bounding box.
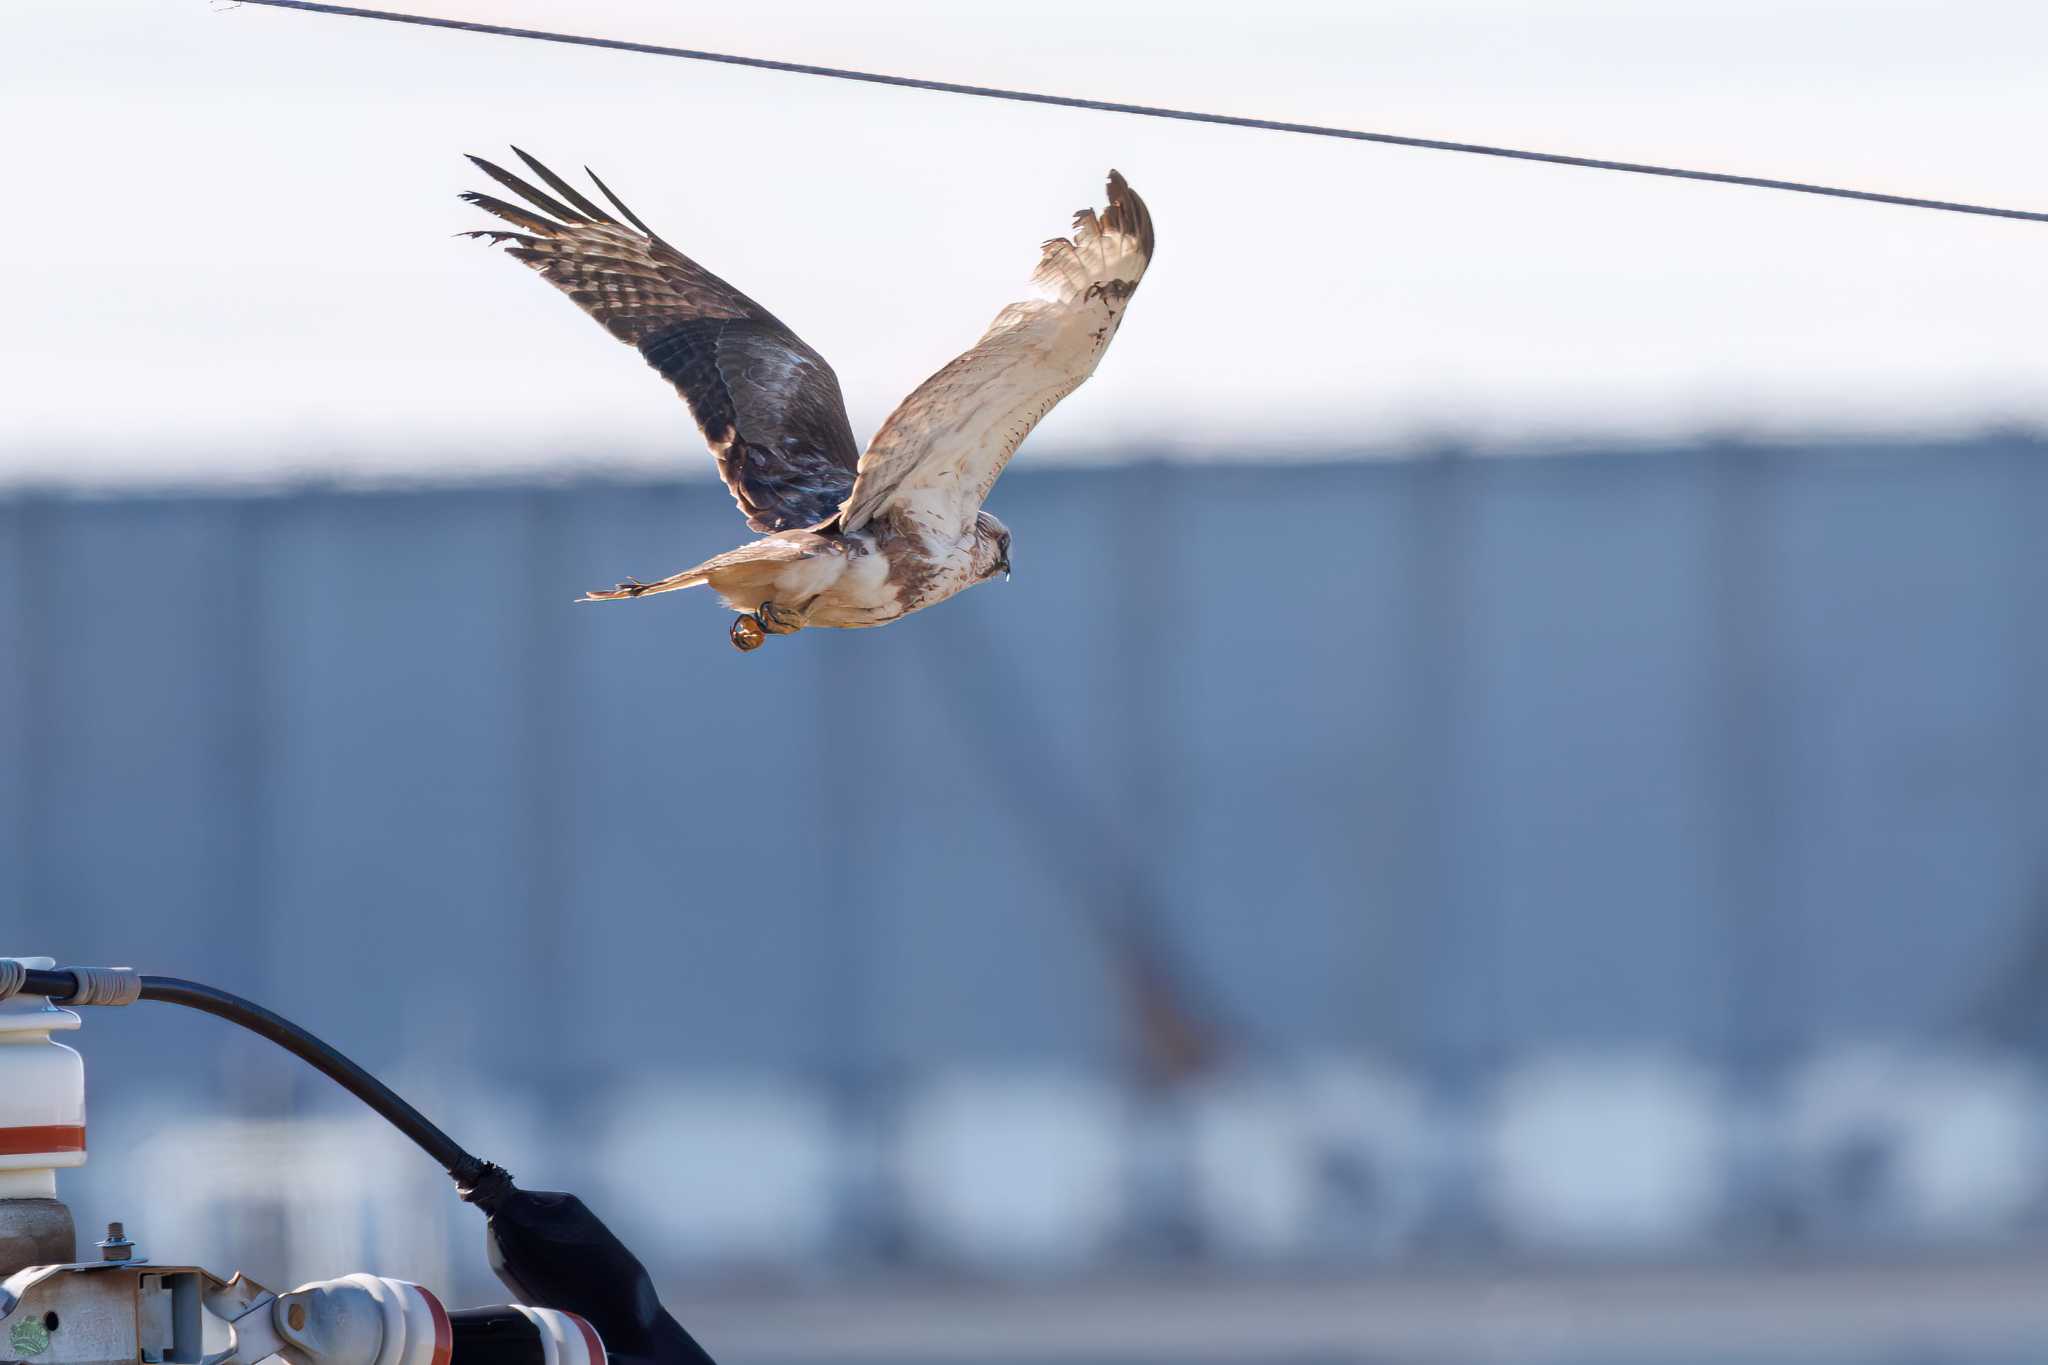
(10, 0, 2048, 1360)
(7, 436, 2048, 1364)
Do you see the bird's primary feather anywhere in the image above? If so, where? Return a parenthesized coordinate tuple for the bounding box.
(462, 150, 861, 533)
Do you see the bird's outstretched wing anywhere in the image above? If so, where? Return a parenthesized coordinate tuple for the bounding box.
(832, 171, 1155, 537)
(462, 149, 861, 532)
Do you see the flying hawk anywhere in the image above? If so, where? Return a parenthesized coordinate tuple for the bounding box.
(461, 150, 1154, 651)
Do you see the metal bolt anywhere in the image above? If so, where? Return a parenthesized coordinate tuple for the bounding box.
(98, 1222, 135, 1262)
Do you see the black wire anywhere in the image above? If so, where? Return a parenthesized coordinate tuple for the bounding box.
(25, 966, 500, 1191)
(21, 968, 80, 998)
(225, 0, 2048, 227)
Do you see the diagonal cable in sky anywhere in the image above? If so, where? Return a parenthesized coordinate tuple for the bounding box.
(230, 0, 2048, 227)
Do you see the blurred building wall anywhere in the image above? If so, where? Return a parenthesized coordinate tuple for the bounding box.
(4, 436, 2047, 1290)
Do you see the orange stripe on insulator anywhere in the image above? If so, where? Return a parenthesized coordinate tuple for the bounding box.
(568, 1313, 605, 1365)
(0, 1125, 84, 1155)
(418, 1284, 453, 1365)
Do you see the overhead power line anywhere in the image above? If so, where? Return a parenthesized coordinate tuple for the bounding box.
(230, 0, 2048, 227)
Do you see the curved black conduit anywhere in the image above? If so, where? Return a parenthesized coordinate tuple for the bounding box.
(17, 965, 717, 1365)
(23, 967, 497, 1190)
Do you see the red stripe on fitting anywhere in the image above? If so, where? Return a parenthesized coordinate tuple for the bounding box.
(0, 1125, 84, 1155)
(567, 1313, 605, 1365)
(417, 1284, 452, 1365)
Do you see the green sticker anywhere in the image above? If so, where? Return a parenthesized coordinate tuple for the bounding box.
(8, 1318, 50, 1357)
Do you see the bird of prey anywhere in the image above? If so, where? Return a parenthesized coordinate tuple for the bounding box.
(461, 150, 1155, 651)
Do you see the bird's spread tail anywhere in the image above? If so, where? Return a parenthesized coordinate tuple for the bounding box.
(580, 536, 819, 606)
(579, 569, 708, 602)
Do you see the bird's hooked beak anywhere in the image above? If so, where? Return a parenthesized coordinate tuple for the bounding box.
(999, 557, 1011, 583)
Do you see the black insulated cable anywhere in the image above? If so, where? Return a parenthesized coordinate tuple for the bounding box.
(226, 0, 2048, 227)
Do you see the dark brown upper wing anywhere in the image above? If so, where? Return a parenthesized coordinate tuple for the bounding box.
(462, 148, 859, 532)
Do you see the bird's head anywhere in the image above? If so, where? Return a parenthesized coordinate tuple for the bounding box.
(973, 510, 1012, 582)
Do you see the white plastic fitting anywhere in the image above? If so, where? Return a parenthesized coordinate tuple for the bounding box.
(0, 957, 87, 1198)
(271, 1275, 451, 1365)
(510, 1307, 605, 1365)
(263, 1277, 602, 1365)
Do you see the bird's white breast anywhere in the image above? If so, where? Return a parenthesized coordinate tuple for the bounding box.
(776, 530, 899, 628)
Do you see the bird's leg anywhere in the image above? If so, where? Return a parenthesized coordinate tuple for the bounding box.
(755, 600, 808, 635)
(729, 600, 806, 652)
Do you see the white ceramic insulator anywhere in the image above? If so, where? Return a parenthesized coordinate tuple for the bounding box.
(0, 957, 87, 1196)
(279, 1276, 450, 1365)
(350, 1275, 449, 1365)
(511, 1306, 606, 1365)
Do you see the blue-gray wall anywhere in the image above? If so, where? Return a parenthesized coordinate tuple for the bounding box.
(5, 437, 2046, 1096)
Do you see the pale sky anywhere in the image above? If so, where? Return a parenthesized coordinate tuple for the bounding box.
(8, 0, 2048, 483)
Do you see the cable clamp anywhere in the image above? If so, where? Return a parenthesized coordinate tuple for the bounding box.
(58, 965, 143, 1006)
